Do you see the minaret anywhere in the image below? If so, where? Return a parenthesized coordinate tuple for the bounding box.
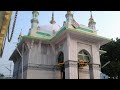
(31, 11, 39, 30)
(50, 11, 56, 24)
(65, 11, 74, 28)
(88, 11, 96, 29)
(28, 11, 39, 36)
(50, 12, 56, 35)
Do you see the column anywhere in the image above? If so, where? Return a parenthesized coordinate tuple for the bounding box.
(65, 33, 78, 79)
(91, 44, 101, 79)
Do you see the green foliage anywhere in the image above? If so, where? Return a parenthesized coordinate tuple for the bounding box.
(100, 38, 120, 79)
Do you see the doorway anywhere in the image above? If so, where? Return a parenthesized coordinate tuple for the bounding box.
(58, 52, 65, 79)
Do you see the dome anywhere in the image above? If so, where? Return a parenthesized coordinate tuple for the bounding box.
(39, 23, 61, 32)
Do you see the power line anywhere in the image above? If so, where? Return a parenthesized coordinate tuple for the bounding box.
(0, 63, 13, 77)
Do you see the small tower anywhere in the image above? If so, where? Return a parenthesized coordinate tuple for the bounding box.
(28, 11, 39, 36)
(31, 11, 39, 30)
(50, 11, 56, 24)
(88, 11, 96, 29)
(65, 11, 74, 28)
(50, 12, 56, 35)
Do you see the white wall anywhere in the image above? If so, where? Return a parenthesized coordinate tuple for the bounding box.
(27, 69, 54, 79)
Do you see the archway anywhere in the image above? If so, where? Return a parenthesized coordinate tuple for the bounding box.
(78, 50, 91, 79)
(57, 51, 65, 79)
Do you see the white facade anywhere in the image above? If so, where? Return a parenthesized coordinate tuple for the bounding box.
(9, 11, 111, 79)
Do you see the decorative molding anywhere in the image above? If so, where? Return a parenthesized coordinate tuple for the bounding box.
(93, 65, 100, 70)
(79, 69, 89, 74)
(89, 63, 100, 70)
(31, 19, 39, 23)
(36, 32, 51, 37)
(77, 27, 94, 33)
(28, 63, 55, 71)
(64, 60, 78, 68)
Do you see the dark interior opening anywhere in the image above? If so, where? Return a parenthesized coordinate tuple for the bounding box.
(58, 52, 65, 79)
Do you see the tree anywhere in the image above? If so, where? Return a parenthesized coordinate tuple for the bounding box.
(100, 38, 120, 79)
(0, 73, 5, 79)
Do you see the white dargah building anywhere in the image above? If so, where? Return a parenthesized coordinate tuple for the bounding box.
(9, 11, 111, 79)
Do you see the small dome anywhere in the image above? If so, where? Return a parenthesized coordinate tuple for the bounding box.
(40, 24, 61, 32)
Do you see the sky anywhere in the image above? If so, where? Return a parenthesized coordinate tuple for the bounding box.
(0, 11, 120, 76)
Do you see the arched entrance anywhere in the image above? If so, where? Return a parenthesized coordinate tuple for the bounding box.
(78, 50, 91, 79)
(57, 52, 65, 79)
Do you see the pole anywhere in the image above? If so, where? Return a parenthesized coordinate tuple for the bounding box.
(16, 48, 22, 57)
(16, 43, 24, 79)
(21, 43, 24, 79)
(101, 61, 110, 68)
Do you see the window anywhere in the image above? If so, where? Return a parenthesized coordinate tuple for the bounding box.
(78, 50, 91, 79)
(78, 50, 90, 63)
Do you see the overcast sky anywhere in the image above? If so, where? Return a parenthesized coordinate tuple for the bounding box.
(0, 11, 120, 76)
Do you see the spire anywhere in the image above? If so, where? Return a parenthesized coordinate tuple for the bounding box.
(31, 11, 39, 30)
(18, 29, 22, 42)
(88, 11, 96, 29)
(65, 11, 73, 19)
(90, 11, 93, 19)
(65, 11, 74, 28)
(67, 11, 72, 14)
(50, 11, 56, 24)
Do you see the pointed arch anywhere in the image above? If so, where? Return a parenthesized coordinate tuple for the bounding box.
(57, 51, 65, 79)
(57, 51, 64, 64)
(78, 49, 91, 63)
(78, 49, 92, 79)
